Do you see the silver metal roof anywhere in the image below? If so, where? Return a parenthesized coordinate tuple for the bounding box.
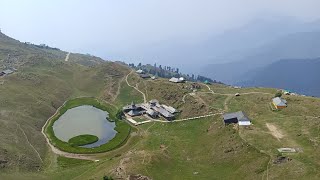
(273, 97, 287, 106)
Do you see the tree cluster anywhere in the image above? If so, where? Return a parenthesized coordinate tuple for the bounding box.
(128, 62, 223, 84)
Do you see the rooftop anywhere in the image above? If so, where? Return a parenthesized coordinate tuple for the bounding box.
(273, 97, 287, 106)
(223, 111, 250, 122)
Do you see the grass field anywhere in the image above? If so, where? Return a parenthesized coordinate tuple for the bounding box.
(68, 135, 99, 147)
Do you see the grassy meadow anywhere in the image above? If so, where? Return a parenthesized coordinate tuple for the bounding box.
(1, 33, 320, 179)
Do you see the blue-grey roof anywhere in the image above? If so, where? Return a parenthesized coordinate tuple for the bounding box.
(152, 106, 174, 118)
(273, 97, 287, 106)
(3, 69, 13, 74)
(223, 111, 250, 122)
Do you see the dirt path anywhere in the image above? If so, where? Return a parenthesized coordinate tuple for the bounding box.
(152, 112, 222, 123)
(205, 84, 214, 94)
(65, 52, 70, 62)
(17, 123, 43, 163)
(266, 123, 284, 141)
(182, 93, 189, 103)
(125, 71, 147, 103)
(113, 76, 126, 102)
(223, 95, 233, 112)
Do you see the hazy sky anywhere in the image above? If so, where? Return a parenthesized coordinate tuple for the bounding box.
(1, 0, 320, 62)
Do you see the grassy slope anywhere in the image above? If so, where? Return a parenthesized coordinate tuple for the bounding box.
(0, 33, 131, 173)
(53, 82, 319, 180)
(1, 33, 320, 179)
(1, 69, 320, 180)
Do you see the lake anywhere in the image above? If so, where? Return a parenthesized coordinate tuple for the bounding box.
(52, 105, 117, 148)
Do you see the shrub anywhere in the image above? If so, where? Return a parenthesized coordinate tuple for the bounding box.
(275, 91, 282, 97)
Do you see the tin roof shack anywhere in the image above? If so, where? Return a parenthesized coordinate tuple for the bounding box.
(272, 97, 287, 109)
(140, 74, 151, 79)
(152, 106, 175, 121)
(0, 69, 14, 77)
(136, 69, 144, 74)
(223, 111, 251, 126)
(169, 77, 185, 83)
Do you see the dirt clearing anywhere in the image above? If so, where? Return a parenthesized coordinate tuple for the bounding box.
(266, 123, 284, 140)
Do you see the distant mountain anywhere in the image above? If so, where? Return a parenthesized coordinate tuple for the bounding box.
(238, 58, 320, 97)
(123, 17, 320, 74)
(200, 30, 320, 84)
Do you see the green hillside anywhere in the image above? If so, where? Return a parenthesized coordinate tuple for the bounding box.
(1, 32, 320, 180)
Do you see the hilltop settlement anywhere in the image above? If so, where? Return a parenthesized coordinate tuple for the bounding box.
(123, 100, 178, 121)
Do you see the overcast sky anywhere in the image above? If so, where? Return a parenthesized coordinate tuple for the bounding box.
(1, 0, 320, 62)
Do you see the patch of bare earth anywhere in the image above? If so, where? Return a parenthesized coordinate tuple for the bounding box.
(266, 123, 284, 141)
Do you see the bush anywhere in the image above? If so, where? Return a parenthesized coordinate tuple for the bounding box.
(103, 176, 114, 180)
(275, 91, 282, 97)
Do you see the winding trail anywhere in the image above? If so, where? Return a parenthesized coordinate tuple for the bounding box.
(65, 52, 70, 62)
(17, 123, 43, 163)
(182, 94, 188, 103)
(113, 76, 126, 102)
(205, 84, 214, 94)
(125, 70, 147, 103)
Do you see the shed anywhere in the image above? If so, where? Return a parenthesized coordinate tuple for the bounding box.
(3, 69, 14, 74)
(272, 97, 287, 109)
(169, 77, 179, 83)
(140, 74, 150, 79)
(136, 69, 144, 74)
(169, 77, 185, 83)
(223, 111, 251, 126)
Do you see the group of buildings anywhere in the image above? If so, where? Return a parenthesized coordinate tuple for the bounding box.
(223, 97, 288, 126)
(134, 69, 289, 126)
(136, 69, 186, 83)
(123, 100, 178, 121)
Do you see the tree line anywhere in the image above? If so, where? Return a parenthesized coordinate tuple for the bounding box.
(127, 62, 223, 84)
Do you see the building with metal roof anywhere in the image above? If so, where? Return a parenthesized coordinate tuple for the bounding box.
(162, 105, 178, 114)
(146, 109, 159, 118)
(169, 77, 185, 83)
(223, 111, 251, 126)
(136, 69, 144, 74)
(140, 74, 151, 79)
(3, 69, 13, 74)
(272, 97, 287, 109)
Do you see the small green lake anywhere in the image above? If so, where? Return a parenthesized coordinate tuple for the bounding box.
(52, 105, 117, 148)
